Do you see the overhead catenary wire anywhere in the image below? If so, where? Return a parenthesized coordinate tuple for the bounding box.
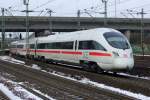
(5, 8, 14, 16)
(109, 2, 150, 15)
(0, 0, 135, 17)
(38, 10, 44, 16)
(32, 0, 57, 10)
(82, 0, 132, 13)
(2, 0, 150, 18)
(126, 3, 150, 10)
(8, 2, 24, 11)
(77, 0, 133, 18)
(6, 9, 46, 14)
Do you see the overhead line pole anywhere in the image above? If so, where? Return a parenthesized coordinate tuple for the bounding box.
(140, 8, 145, 58)
(46, 9, 53, 34)
(23, 0, 29, 58)
(77, 10, 81, 31)
(1, 8, 5, 51)
(124, 8, 146, 58)
(104, 0, 107, 18)
(26, 0, 29, 57)
(102, 0, 108, 26)
(115, 0, 117, 17)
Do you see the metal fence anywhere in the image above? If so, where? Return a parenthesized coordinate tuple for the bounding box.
(131, 32, 150, 55)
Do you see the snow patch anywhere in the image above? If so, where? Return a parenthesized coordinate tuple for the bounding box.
(32, 88, 56, 100)
(13, 58, 150, 100)
(31, 64, 41, 70)
(80, 78, 150, 100)
(49, 72, 150, 100)
(0, 76, 42, 100)
(118, 73, 150, 80)
(0, 83, 21, 100)
(0, 56, 25, 64)
(134, 54, 150, 57)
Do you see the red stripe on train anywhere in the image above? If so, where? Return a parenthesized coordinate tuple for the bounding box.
(30, 50, 82, 55)
(61, 51, 82, 55)
(89, 52, 112, 57)
(15, 49, 111, 57)
(35, 50, 61, 53)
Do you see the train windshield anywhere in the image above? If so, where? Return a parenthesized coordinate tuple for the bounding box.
(104, 32, 130, 50)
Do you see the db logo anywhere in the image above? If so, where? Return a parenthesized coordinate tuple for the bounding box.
(123, 54, 128, 58)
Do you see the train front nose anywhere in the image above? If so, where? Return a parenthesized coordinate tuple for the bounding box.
(113, 51, 134, 71)
(113, 58, 134, 71)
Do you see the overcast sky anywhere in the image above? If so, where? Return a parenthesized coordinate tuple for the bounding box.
(0, 0, 150, 18)
(1, 0, 150, 38)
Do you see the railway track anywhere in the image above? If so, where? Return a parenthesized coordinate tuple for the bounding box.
(0, 59, 134, 100)
(129, 56, 150, 76)
(11, 56, 150, 97)
(0, 91, 9, 100)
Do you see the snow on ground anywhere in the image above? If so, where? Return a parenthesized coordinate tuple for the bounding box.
(18, 82, 56, 100)
(0, 84, 21, 100)
(118, 73, 150, 80)
(29, 64, 150, 100)
(106, 71, 150, 81)
(0, 56, 150, 100)
(0, 56, 25, 64)
(48, 71, 150, 100)
(31, 64, 41, 70)
(80, 78, 150, 100)
(0, 56, 55, 100)
(31, 88, 56, 100)
(0, 76, 42, 100)
(134, 54, 150, 57)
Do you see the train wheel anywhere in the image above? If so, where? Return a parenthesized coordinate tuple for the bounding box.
(113, 72, 117, 75)
(48, 59, 54, 64)
(81, 63, 90, 71)
(41, 56, 46, 62)
(90, 64, 97, 72)
(37, 56, 41, 61)
(91, 64, 103, 73)
(31, 55, 34, 60)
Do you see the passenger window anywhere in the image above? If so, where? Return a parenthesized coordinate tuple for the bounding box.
(55, 43, 61, 49)
(79, 41, 89, 49)
(79, 40, 106, 51)
(47, 42, 73, 49)
(30, 44, 35, 49)
(75, 40, 77, 50)
(47, 43, 53, 49)
(62, 42, 73, 49)
(11, 45, 16, 48)
(92, 41, 106, 51)
(17, 45, 24, 48)
(38, 43, 46, 49)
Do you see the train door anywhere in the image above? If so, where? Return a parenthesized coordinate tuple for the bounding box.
(14, 44, 17, 55)
(78, 40, 91, 62)
(34, 39, 38, 58)
(60, 41, 75, 62)
(74, 40, 82, 63)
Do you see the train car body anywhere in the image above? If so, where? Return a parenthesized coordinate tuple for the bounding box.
(10, 40, 26, 56)
(10, 28, 134, 72)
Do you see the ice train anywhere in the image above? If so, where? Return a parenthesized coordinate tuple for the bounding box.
(10, 28, 134, 72)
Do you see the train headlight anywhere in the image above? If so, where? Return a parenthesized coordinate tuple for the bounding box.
(112, 52, 119, 57)
(130, 53, 133, 58)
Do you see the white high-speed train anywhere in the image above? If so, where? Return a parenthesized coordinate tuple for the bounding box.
(10, 28, 134, 72)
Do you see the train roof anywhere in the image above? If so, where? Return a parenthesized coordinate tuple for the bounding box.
(11, 28, 121, 45)
(37, 28, 120, 43)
